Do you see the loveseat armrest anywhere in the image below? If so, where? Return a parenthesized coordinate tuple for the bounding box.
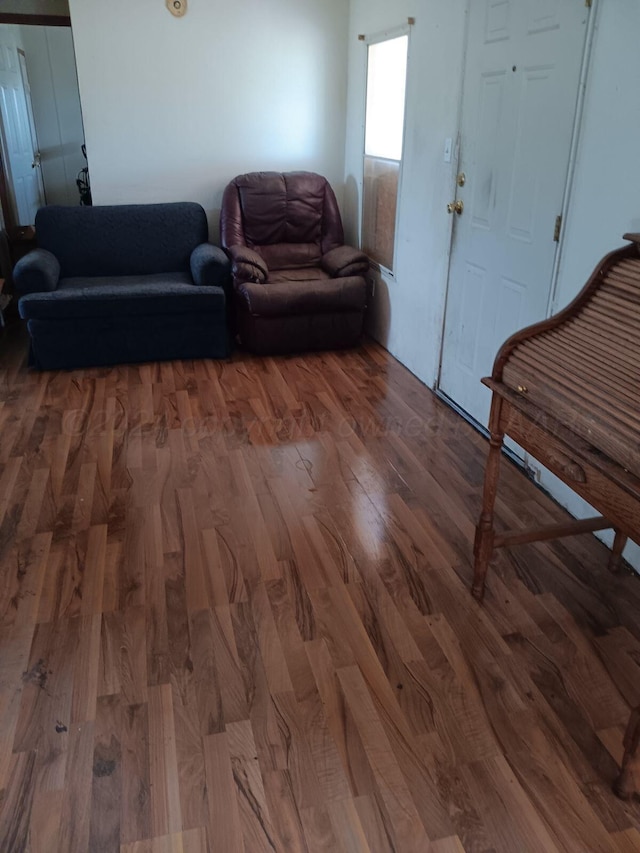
(227, 245, 268, 284)
(13, 249, 60, 294)
(190, 243, 231, 288)
(321, 245, 369, 278)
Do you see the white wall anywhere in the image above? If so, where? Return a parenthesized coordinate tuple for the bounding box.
(344, 0, 467, 388)
(536, 0, 640, 568)
(20, 25, 86, 206)
(68, 0, 350, 239)
(553, 0, 640, 312)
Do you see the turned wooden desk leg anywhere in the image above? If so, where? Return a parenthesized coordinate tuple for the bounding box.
(613, 705, 640, 800)
(472, 397, 504, 602)
(608, 529, 627, 573)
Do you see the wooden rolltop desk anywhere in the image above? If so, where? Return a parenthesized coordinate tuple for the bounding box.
(472, 233, 640, 800)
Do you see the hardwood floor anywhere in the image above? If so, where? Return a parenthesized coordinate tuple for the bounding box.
(0, 325, 639, 852)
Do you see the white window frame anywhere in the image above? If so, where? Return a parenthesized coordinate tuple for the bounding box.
(361, 23, 411, 277)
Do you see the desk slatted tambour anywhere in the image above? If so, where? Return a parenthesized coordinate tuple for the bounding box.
(472, 234, 640, 800)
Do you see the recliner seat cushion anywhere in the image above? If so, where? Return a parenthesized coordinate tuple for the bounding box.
(268, 268, 331, 284)
(257, 243, 321, 270)
(19, 273, 225, 320)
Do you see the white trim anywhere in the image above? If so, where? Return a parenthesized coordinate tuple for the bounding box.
(436, 0, 471, 388)
(363, 22, 411, 47)
(546, 0, 598, 316)
(523, 0, 597, 476)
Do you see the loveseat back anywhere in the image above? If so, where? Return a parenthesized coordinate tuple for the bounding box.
(220, 172, 344, 269)
(35, 202, 208, 279)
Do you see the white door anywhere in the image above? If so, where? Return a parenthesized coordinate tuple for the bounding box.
(0, 27, 45, 226)
(439, 0, 590, 428)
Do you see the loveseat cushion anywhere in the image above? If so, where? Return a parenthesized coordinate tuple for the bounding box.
(35, 202, 208, 278)
(235, 276, 367, 318)
(19, 273, 225, 321)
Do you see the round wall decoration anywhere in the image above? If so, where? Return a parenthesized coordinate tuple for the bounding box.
(167, 0, 187, 17)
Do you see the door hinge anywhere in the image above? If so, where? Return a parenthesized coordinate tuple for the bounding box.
(553, 214, 562, 242)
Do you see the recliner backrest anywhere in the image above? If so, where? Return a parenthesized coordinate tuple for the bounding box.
(221, 172, 344, 268)
(35, 202, 208, 279)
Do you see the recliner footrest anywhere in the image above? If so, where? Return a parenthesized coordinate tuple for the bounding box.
(235, 276, 366, 317)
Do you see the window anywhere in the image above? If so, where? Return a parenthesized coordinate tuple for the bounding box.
(362, 33, 409, 273)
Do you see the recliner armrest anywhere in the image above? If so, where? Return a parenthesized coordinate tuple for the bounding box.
(227, 245, 268, 284)
(190, 243, 230, 288)
(13, 249, 60, 294)
(321, 245, 369, 278)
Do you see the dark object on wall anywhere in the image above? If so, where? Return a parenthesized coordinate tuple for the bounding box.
(0, 228, 13, 287)
(13, 202, 231, 369)
(220, 171, 370, 355)
(76, 144, 91, 206)
(0, 229, 13, 325)
(472, 233, 640, 800)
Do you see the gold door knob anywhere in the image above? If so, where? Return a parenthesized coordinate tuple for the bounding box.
(447, 200, 464, 215)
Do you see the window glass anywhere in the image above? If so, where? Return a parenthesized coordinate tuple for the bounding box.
(362, 34, 409, 272)
(365, 36, 408, 161)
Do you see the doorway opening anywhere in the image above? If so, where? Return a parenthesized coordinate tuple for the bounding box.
(0, 17, 88, 244)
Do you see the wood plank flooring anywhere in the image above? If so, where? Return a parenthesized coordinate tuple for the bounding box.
(0, 326, 639, 852)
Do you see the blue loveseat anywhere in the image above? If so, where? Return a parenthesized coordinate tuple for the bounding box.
(14, 202, 231, 370)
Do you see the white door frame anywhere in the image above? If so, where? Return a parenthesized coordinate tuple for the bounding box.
(435, 0, 599, 418)
(0, 13, 72, 236)
(545, 0, 599, 317)
(17, 48, 46, 207)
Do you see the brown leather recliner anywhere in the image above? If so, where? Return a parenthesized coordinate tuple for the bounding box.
(220, 171, 370, 355)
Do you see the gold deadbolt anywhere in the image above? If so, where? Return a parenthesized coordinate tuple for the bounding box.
(447, 200, 464, 215)
(456, 172, 466, 187)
